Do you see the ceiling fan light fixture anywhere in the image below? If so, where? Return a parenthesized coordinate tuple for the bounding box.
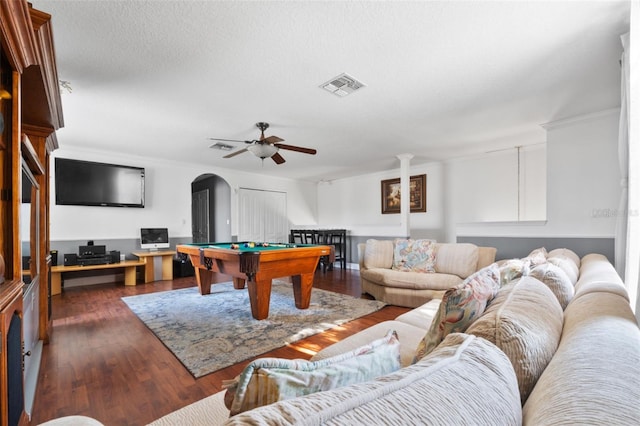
(248, 143, 278, 159)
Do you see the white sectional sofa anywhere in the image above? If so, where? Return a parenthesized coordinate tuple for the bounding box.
(359, 239, 497, 307)
(140, 249, 640, 425)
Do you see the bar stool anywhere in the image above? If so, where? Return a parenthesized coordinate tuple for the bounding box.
(325, 229, 346, 269)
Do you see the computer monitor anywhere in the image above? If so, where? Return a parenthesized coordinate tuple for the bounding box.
(140, 228, 170, 251)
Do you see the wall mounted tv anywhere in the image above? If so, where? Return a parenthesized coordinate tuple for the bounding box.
(55, 158, 145, 208)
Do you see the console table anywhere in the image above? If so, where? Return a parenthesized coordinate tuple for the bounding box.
(50, 260, 146, 295)
(132, 250, 176, 282)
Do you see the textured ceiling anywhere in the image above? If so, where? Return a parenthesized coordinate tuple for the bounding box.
(31, 0, 630, 182)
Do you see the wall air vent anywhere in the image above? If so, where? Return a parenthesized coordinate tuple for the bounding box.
(209, 142, 234, 151)
(320, 73, 366, 97)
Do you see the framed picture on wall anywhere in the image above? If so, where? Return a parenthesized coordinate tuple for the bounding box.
(381, 174, 427, 214)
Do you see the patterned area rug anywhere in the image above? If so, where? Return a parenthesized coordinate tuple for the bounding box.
(122, 281, 386, 378)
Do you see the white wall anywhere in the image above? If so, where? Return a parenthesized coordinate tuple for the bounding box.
(457, 109, 620, 239)
(316, 162, 445, 240)
(52, 109, 619, 251)
(50, 147, 317, 242)
(315, 137, 545, 242)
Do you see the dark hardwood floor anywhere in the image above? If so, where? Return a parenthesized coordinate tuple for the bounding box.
(30, 268, 409, 426)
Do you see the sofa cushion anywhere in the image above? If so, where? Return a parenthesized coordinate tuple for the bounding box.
(360, 268, 463, 291)
(394, 298, 441, 330)
(363, 239, 394, 269)
(225, 333, 522, 425)
(529, 262, 574, 309)
(413, 263, 501, 361)
(547, 247, 581, 269)
(226, 330, 401, 415)
(391, 239, 436, 272)
(547, 255, 579, 285)
(434, 243, 479, 278)
(466, 276, 563, 404)
(148, 391, 229, 426)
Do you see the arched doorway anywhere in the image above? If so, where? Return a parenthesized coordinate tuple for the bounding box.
(191, 174, 231, 243)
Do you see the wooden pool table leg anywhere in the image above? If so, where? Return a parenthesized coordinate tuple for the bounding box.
(248, 278, 272, 320)
(195, 268, 213, 295)
(292, 273, 313, 310)
(232, 277, 246, 289)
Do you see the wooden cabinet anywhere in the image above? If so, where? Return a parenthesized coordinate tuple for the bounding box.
(0, 281, 26, 426)
(0, 1, 63, 424)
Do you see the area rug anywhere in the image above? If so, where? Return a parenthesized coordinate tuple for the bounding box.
(122, 281, 386, 378)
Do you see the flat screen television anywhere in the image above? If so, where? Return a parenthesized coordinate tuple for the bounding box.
(140, 228, 170, 250)
(55, 158, 145, 207)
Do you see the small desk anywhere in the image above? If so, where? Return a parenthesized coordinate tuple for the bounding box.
(51, 260, 146, 295)
(132, 250, 176, 283)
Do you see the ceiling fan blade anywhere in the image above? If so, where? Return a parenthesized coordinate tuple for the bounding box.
(274, 143, 317, 155)
(263, 135, 284, 144)
(208, 137, 251, 143)
(223, 147, 249, 158)
(271, 152, 286, 164)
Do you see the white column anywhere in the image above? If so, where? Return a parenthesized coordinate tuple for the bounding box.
(397, 153, 414, 237)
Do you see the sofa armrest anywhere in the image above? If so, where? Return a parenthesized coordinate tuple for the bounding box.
(358, 243, 366, 270)
(477, 247, 497, 270)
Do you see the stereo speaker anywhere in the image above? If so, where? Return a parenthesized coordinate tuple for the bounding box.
(109, 250, 121, 264)
(63, 253, 77, 266)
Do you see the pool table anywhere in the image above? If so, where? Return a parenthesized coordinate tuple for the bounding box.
(176, 242, 333, 320)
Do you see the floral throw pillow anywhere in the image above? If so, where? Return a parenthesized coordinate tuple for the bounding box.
(413, 263, 501, 361)
(392, 239, 436, 273)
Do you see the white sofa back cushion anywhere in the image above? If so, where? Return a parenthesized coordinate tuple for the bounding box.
(363, 239, 394, 270)
(466, 276, 563, 404)
(434, 243, 479, 279)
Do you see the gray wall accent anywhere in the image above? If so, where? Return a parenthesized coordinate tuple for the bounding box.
(456, 236, 615, 263)
(347, 235, 615, 266)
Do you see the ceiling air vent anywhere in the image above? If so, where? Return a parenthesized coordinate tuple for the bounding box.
(209, 142, 234, 151)
(320, 73, 365, 97)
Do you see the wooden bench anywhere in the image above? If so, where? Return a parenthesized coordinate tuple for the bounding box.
(51, 260, 146, 295)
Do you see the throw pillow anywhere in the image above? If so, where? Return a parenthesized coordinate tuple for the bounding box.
(466, 276, 563, 404)
(391, 239, 436, 273)
(413, 263, 501, 361)
(225, 329, 401, 416)
(498, 258, 531, 285)
(525, 247, 548, 267)
(529, 262, 575, 309)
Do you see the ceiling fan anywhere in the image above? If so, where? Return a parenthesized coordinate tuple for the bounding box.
(208, 122, 317, 164)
